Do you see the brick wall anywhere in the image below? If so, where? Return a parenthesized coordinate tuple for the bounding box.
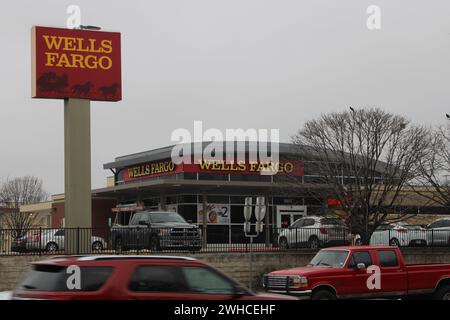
(1, 250, 450, 292)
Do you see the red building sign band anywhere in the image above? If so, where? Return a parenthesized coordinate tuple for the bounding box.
(123, 160, 304, 182)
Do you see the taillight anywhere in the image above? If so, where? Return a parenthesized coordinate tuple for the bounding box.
(397, 227, 407, 233)
(33, 234, 40, 241)
(320, 226, 328, 234)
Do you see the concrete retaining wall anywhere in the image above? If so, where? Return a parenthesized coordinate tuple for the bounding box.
(1, 249, 450, 292)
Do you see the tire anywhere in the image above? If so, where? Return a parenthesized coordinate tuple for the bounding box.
(114, 237, 123, 252)
(389, 238, 400, 247)
(150, 236, 161, 251)
(435, 285, 450, 300)
(308, 236, 320, 249)
(46, 242, 58, 252)
(92, 241, 103, 251)
(279, 237, 289, 250)
(311, 289, 336, 300)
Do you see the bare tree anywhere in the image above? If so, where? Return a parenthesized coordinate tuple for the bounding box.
(292, 108, 430, 244)
(0, 176, 49, 238)
(414, 126, 450, 206)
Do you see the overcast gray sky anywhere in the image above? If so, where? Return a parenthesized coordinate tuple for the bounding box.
(1, 0, 450, 195)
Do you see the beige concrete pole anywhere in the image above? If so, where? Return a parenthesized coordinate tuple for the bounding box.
(64, 98, 92, 254)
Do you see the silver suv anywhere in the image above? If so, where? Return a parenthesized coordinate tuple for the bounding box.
(278, 216, 351, 249)
(426, 218, 450, 246)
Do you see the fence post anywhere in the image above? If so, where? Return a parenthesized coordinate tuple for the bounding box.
(39, 227, 42, 256)
(431, 229, 434, 247)
(77, 227, 80, 255)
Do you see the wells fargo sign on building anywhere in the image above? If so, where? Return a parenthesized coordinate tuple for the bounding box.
(123, 159, 304, 182)
(31, 26, 121, 101)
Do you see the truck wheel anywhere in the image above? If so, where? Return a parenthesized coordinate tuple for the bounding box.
(279, 237, 289, 250)
(311, 290, 336, 300)
(435, 285, 450, 300)
(308, 236, 320, 249)
(114, 237, 123, 252)
(389, 238, 400, 247)
(150, 236, 161, 251)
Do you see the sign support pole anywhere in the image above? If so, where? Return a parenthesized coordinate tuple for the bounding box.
(64, 98, 92, 254)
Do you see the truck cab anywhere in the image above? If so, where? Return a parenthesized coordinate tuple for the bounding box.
(111, 211, 202, 252)
(264, 245, 450, 300)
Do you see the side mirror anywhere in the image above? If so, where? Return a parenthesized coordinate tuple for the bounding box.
(356, 263, 366, 270)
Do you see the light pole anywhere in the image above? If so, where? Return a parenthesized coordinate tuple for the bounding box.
(243, 196, 266, 291)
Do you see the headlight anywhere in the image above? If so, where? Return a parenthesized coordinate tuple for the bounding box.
(289, 276, 308, 288)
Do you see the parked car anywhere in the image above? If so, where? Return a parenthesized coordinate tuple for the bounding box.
(277, 216, 351, 249)
(0, 291, 12, 300)
(425, 218, 450, 246)
(12, 255, 297, 300)
(355, 223, 428, 247)
(111, 211, 202, 252)
(263, 245, 450, 300)
(11, 229, 107, 253)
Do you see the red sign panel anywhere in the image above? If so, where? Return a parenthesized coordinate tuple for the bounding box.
(122, 160, 304, 182)
(31, 26, 121, 101)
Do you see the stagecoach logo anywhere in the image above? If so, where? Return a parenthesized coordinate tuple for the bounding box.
(31, 26, 121, 101)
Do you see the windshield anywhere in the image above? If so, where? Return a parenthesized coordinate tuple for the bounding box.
(308, 250, 349, 268)
(149, 212, 187, 223)
(320, 218, 345, 226)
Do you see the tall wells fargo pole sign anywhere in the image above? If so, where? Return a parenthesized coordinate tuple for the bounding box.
(31, 26, 121, 253)
(32, 26, 121, 101)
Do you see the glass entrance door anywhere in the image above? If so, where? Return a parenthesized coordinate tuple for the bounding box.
(276, 205, 307, 228)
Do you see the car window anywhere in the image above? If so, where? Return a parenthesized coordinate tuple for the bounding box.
(55, 230, 65, 236)
(309, 250, 349, 267)
(348, 251, 372, 268)
(320, 218, 344, 226)
(149, 212, 186, 223)
(377, 250, 399, 267)
(130, 213, 142, 225)
(291, 219, 304, 228)
(18, 265, 113, 292)
(428, 220, 444, 229)
(442, 220, 450, 228)
(181, 266, 235, 295)
(128, 266, 188, 292)
(376, 225, 391, 231)
(139, 213, 150, 224)
(303, 219, 315, 227)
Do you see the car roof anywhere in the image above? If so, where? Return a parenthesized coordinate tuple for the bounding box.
(322, 245, 397, 251)
(33, 255, 199, 266)
(297, 216, 340, 220)
(432, 218, 450, 222)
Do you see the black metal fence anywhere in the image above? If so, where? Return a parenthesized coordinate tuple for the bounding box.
(0, 226, 449, 256)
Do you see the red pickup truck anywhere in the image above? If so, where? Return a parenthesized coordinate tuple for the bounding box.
(263, 245, 450, 300)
